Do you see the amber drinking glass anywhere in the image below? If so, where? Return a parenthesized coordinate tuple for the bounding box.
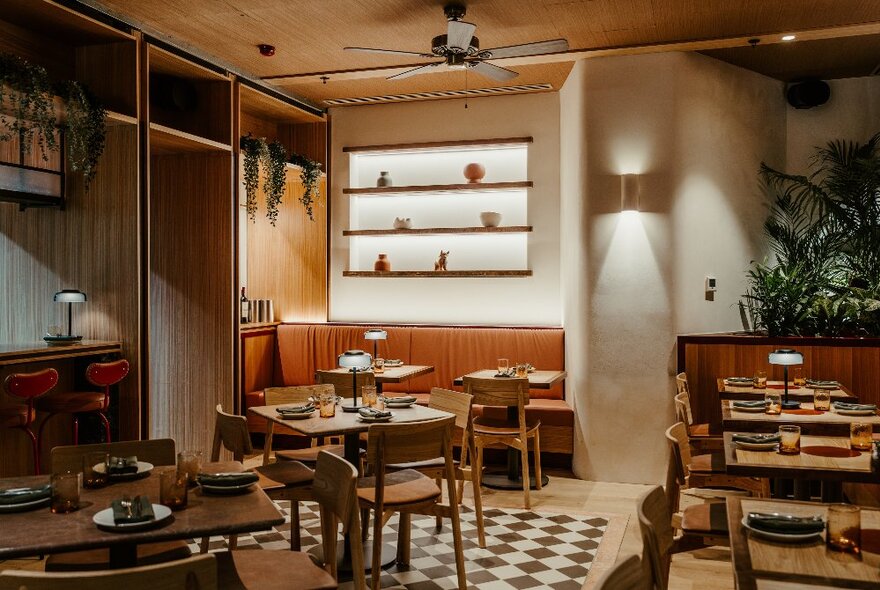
(850, 422, 873, 451)
(83, 452, 109, 489)
(792, 367, 806, 388)
(827, 504, 861, 553)
(160, 470, 188, 510)
(515, 363, 529, 378)
(778, 425, 801, 455)
(318, 391, 336, 418)
(373, 358, 385, 375)
(813, 389, 831, 411)
(177, 451, 202, 487)
(51, 472, 81, 514)
(754, 370, 768, 389)
(765, 392, 782, 415)
(362, 385, 378, 408)
(497, 358, 509, 375)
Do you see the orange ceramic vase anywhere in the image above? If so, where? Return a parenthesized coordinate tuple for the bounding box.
(374, 254, 391, 271)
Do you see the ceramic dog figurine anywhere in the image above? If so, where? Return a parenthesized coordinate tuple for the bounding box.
(434, 250, 449, 271)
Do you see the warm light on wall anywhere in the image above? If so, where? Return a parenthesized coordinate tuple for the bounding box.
(621, 174, 640, 213)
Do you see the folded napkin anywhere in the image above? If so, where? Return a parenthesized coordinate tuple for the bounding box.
(746, 512, 824, 534)
(0, 484, 51, 506)
(108, 456, 138, 475)
(385, 395, 417, 404)
(197, 472, 259, 487)
(832, 402, 877, 411)
(277, 403, 315, 414)
(807, 379, 839, 387)
(732, 433, 781, 444)
(732, 400, 769, 408)
(359, 407, 392, 419)
(112, 495, 154, 525)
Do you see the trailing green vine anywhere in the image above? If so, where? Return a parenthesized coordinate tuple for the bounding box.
(264, 140, 288, 226)
(288, 152, 322, 221)
(60, 81, 106, 189)
(240, 135, 289, 225)
(240, 134, 266, 222)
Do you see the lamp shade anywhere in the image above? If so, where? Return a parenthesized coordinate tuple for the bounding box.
(768, 349, 803, 366)
(364, 329, 387, 341)
(53, 289, 87, 303)
(338, 349, 372, 370)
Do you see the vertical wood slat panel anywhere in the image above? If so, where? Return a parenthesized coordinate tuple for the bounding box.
(242, 331, 276, 395)
(149, 153, 234, 454)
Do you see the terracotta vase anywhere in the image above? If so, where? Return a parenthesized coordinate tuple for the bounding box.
(463, 162, 486, 183)
(374, 254, 391, 271)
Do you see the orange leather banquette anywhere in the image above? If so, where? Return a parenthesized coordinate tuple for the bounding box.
(244, 323, 573, 454)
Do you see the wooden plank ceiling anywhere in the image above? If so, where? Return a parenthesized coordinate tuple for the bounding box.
(91, 0, 880, 106)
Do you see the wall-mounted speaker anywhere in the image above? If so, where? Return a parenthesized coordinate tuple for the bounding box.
(786, 79, 830, 109)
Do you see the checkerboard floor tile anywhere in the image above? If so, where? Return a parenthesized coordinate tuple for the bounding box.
(187, 502, 609, 590)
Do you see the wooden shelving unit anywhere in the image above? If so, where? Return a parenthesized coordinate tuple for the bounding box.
(149, 122, 232, 154)
(343, 226, 532, 236)
(343, 181, 532, 195)
(343, 270, 533, 278)
(343, 136, 533, 154)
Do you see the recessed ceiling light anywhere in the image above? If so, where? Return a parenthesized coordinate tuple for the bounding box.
(781, 35, 796, 41)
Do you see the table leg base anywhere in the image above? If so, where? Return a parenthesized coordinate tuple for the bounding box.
(481, 470, 549, 490)
(309, 540, 396, 577)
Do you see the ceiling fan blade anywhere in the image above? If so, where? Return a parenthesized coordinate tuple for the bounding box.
(469, 61, 519, 81)
(387, 62, 442, 80)
(344, 46, 435, 58)
(447, 20, 476, 49)
(478, 38, 569, 60)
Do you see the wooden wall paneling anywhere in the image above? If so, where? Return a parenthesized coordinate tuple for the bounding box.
(0, 19, 74, 80)
(239, 111, 279, 143)
(241, 331, 276, 395)
(231, 77, 241, 415)
(278, 122, 328, 169)
(148, 152, 234, 455)
(76, 41, 139, 117)
(138, 31, 152, 439)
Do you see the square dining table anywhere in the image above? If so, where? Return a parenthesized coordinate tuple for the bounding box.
(321, 364, 433, 394)
(0, 461, 284, 568)
(721, 400, 880, 437)
(727, 497, 880, 590)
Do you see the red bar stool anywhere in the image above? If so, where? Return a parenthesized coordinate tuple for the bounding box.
(3, 368, 59, 474)
(36, 359, 129, 447)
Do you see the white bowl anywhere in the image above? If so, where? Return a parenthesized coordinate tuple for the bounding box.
(479, 211, 502, 227)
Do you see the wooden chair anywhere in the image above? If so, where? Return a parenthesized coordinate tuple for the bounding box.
(266, 385, 345, 464)
(387, 387, 485, 547)
(464, 375, 541, 509)
(46, 439, 191, 572)
(358, 417, 466, 590)
(315, 370, 375, 401)
(593, 554, 650, 590)
(0, 554, 217, 590)
(2, 368, 58, 474)
(674, 372, 721, 452)
(205, 405, 315, 552)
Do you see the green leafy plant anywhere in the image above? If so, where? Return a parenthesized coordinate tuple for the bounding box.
(288, 152, 321, 221)
(59, 81, 106, 189)
(239, 135, 290, 225)
(240, 134, 267, 222)
(744, 262, 819, 337)
(264, 140, 288, 226)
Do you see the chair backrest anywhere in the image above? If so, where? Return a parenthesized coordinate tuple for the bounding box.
(428, 387, 473, 431)
(211, 405, 252, 462)
(51, 439, 176, 473)
(315, 370, 375, 398)
(312, 451, 359, 534)
(462, 376, 529, 408)
(4, 368, 58, 401)
(593, 553, 650, 590)
(0, 554, 217, 590)
(366, 416, 455, 469)
(675, 372, 689, 395)
(636, 485, 673, 590)
(665, 422, 691, 480)
(673, 392, 692, 427)
(86, 359, 130, 388)
(265, 384, 334, 406)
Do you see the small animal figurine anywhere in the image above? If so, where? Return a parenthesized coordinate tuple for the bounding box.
(434, 250, 449, 271)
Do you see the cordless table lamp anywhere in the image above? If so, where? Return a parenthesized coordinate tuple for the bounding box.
(338, 349, 372, 412)
(45, 289, 87, 343)
(769, 348, 804, 409)
(364, 328, 387, 363)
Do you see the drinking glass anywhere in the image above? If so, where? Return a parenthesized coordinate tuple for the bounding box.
(51, 472, 81, 514)
(754, 370, 768, 389)
(497, 358, 509, 375)
(373, 357, 385, 375)
(82, 452, 109, 488)
(362, 385, 378, 408)
(792, 367, 806, 388)
(177, 451, 202, 487)
(160, 470, 188, 510)
(515, 363, 529, 378)
(827, 504, 861, 553)
(813, 389, 831, 411)
(765, 392, 782, 415)
(850, 422, 873, 451)
(318, 390, 336, 418)
(778, 425, 801, 455)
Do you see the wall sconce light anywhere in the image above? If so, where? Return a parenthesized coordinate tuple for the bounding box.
(621, 174, 640, 213)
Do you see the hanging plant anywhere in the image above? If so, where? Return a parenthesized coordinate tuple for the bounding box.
(264, 140, 288, 226)
(59, 81, 106, 189)
(0, 53, 58, 160)
(240, 134, 266, 222)
(289, 152, 322, 221)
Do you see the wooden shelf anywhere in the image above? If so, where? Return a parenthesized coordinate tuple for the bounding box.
(239, 82, 325, 124)
(106, 110, 138, 126)
(343, 270, 533, 278)
(343, 226, 532, 237)
(344, 181, 532, 196)
(149, 122, 232, 154)
(343, 136, 533, 154)
(0, 87, 136, 127)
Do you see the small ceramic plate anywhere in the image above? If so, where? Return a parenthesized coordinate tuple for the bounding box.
(200, 482, 256, 495)
(734, 440, 779, 451)
(725, 378, 755, 386)
(810, 383, 839, 390)
(93, 504, 172, 531)
(383, 361, 404, 368)
(731, 405, 768, 413)
(384, 400, 416, 408)
(277, 410, 315, 420)
(0, 496, 51, 513)
(834, 408, 877, 416)
(357, 413, 394, 423)
(741, 516, 824, 542)
(94, 461, 154, 480)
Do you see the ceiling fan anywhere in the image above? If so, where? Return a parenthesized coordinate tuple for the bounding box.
(344, 3, 569, 81)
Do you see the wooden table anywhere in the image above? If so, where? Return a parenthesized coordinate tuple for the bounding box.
(717, 379, 858, 403)
(0, 340, 123, 367)
(322, 364, 434, 394)
(0, 461, 283, 567)
(722, 401, 880, 437)
(453, 369, 568, 490)
(727, 497, 880, 590)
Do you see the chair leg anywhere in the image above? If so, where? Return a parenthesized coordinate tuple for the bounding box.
(371, 507, 384, 590)
(228, 534, 238, 550)
(72, 415, 79, 446)
(533, 430, 543, 492)
(396, 512, 411, 566)
(361, 508, 370, 541)
(319, 507, 338, 578)
(472, 449, 486, 548)
(434, 477, 443, 532)
(520, 443, 531, 510)
(447, 488, 467, 590)
(98, 411, 112, 443)
(199, 537, 210, 554)
(456, 441, 470, 502)
(290, 501, 302, 551)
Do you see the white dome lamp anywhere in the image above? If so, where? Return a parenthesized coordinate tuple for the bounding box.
(768, 349, 804, 409)
(338, 349, 373, 412)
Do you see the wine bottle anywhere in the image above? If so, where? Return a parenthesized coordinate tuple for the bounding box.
(240, 287, 249, 323)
